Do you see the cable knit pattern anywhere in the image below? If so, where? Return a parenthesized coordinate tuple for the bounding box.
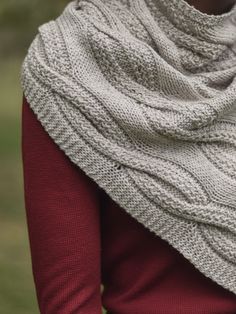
(21, 0, 236, 294)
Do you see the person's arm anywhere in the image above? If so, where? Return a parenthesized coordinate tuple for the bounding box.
(21, 96, 103, 314)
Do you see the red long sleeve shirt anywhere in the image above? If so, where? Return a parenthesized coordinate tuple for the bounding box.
(21, 95, 236, 314)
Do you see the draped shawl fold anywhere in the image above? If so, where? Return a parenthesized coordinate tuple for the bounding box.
(21, 0, 236, 294)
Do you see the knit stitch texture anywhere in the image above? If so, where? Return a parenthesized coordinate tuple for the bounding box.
(21, 0, 236, 294)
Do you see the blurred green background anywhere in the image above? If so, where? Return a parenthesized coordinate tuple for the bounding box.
(0, 1, 105, 313)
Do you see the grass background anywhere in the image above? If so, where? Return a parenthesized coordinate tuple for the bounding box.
(0, 1, 106, 312)
(0, 56, 39, 314)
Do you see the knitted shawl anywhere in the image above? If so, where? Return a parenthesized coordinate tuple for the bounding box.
(21, 0, 236, 294)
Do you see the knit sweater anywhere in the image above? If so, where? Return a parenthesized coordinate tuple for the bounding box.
(21, 0, 236, 295)
(22, 95, 236, 314)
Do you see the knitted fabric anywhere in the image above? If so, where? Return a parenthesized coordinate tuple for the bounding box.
(21, 0, 236, 294)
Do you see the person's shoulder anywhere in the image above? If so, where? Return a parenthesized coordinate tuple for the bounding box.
(21, 2, 73, 80)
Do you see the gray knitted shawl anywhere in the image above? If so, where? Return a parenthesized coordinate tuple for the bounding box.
(21, 0, 236, 294)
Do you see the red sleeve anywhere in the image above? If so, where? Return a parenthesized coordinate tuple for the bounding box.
(21, 96, 103, 314)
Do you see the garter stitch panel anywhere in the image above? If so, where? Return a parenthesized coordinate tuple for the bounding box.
(21, 0, 236, 294)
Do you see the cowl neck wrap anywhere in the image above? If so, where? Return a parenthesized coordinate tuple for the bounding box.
(21, 0, 236, 294)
